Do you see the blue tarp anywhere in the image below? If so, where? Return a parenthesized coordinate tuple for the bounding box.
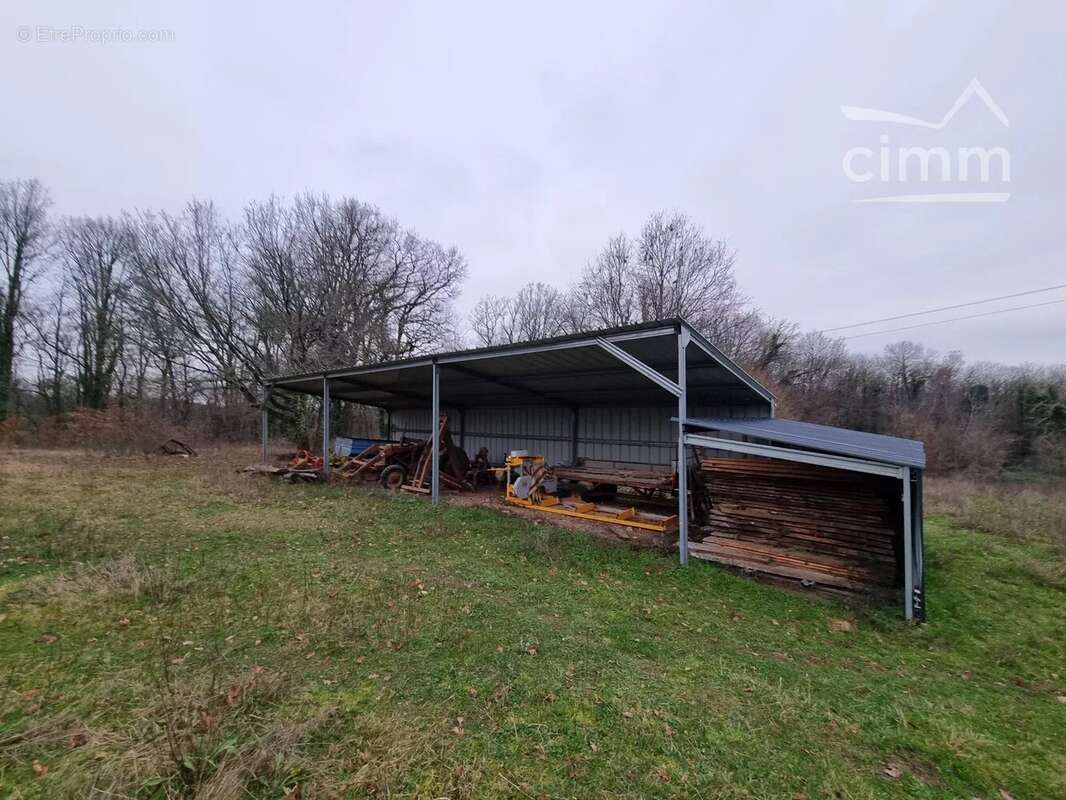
(334, 435, 394, 457)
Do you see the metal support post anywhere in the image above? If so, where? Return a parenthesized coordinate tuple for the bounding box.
(431, 361, 440, 506)
(260, 384, 272, 464)
(914, 470, 926, 621)
(321, 377, 331, 479)
(570, 407, 580, 465)
(677, 328, 690, 566)
(902, 466, 914, 621)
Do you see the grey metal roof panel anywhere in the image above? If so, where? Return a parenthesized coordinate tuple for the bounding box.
(687, 416, 926, 469)
(267, 317, 775, 410)
(268, 319, 680, 383)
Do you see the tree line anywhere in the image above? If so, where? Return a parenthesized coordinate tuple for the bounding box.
(1, 179, 465, 438)
(2, 177, 1063, 472)
(468, 211, 1066, 472)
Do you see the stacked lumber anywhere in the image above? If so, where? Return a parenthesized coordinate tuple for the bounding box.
(696, 457, 900, 592)
(553, 465, 676, 493)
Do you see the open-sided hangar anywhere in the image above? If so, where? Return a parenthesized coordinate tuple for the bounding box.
(265, 318, 926, 621)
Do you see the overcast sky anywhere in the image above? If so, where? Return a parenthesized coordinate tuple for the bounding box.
(2, 1, 1063, 364)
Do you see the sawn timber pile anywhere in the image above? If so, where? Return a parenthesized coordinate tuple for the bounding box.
(695, 457, 901, 593)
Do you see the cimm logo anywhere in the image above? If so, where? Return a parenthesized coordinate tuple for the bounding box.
(841, 79, 1010, 203)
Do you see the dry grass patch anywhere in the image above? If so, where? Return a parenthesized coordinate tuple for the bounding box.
(15, 556, 174, 606)
(0, 660, 327, 799)
(926, 475, 1066, 549)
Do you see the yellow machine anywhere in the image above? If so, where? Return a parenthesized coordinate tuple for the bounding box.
(503, 454, 677, 532)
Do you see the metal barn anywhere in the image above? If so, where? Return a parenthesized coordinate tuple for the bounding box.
(265, 318, 926, 620)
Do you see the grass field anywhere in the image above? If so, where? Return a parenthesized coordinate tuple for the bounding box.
(1, 449, 1064, 799)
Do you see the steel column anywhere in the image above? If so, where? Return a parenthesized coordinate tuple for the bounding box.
(571, 407, 580, 466)
(913, 470, 926, 621)
(902, 466, 914, 621)
(431, 361, 440, 506)
(321, 378, 331, 479)
(260, 384, 272, 463)
(677, 328, 690, 566)
(458, 407, 466, 451)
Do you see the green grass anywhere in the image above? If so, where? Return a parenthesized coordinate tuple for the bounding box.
(1, 451, 1064, 798)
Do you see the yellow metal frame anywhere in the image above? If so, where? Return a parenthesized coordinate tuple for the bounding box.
(503, 454, 678, 533)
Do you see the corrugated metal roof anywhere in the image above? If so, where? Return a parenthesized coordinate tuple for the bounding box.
(268, 318, 776, 411)
(687, 417, 926, 469)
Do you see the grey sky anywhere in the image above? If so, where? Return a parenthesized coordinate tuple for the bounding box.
(2, 1, 1063, 363)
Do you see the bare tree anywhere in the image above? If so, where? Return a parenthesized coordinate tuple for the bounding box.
(717, 312, 798, 372)
(785, 331, 848, 390)
(29, 286, 71, 415)
(572, 234, 637, 329)
(0, 178, 51, 417)
(127, 201, 260, 407)
(243, 193, 465, 370)
(635, 211, 745, 341)
(883, 340, 936, 402)
(470, 282, 571, 346)
(57, 216, 129, 408)
(470, 294, 511, 346)
(123, 192, 467, 438)
(380, 231, 466, 358)
(568, 212, 749, 350)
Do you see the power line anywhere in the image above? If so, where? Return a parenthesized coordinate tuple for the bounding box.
(822, 282, 1066, 333)
(841, 297, 1066, 340)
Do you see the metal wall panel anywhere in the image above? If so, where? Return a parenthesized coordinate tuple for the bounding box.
(389, 400, 771, 467)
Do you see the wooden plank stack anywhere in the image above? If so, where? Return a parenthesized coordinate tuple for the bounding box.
(694, 457, 901, 593)
(553, 465, 676, 493)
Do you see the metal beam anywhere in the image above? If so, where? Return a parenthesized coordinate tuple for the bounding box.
(332, 375, 432, 405)
(683, 432, 905, 479)
(683, 321, 776, 407)
(595, 337, 682, 397)
(321, 377, 331, 479)
(267, 326, 679, 386)
(431, 361, 440, 506)
(443, 362, 573, 409)
(436, 325, 677, 366)
(902, 466, 914, 621)
(677, 329, 690, 566)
